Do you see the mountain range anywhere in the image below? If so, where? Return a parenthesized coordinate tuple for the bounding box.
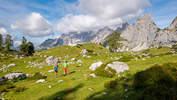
(37, 14, 177, 51)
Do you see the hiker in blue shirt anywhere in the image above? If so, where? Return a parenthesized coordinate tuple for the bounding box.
(54, 63, 59, 78)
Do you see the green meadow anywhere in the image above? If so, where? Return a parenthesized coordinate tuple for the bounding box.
(0, 43, 176, 100)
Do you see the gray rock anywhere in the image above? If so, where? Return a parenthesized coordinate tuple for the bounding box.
(4, 72, 26, 80)
(105, 61, 129, 74)
(58, 80, 63, 83)
(89, 61, 103, 71)
(48, 70, 54, 72)
(80, 49, 88, 55)
(90, 73, 96, 78)
(0, 98, 5, 100)
(71, 58, 76, 61)
(36, 79, 45, 83)
(77, 60, 83, 63)
(46, 56, 59, 66)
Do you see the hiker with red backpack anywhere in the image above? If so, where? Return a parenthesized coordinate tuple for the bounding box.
(63, 60, 68, 76)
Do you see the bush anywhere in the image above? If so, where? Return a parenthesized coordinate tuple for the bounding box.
(94, 64, 116, 78)
(172, 44, 177, 52)
(28, 72, 47, 80)
(14, 86, 27, 93)
(104, 79, 118, 89)
(12, 75, 27, 82)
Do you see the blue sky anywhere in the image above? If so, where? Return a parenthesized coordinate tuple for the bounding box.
(0, 0, 176, 46)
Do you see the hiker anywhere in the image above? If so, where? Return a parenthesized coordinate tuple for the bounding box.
(54, 63, 59, 78)
(63, 60, 68, 76)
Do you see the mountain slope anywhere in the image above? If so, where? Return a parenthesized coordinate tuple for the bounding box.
(38, 27, 114, 49)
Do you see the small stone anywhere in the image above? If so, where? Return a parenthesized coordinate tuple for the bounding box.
(48, 85, 52, 88)
(102, 92, 107, 95)
(36, 79, 45, 83)
(58, 80, 63, 83)
(88, 88, 93, 91)
(90, 73, 96, 78)
(77, 60, 83, 63)
(48, 70, 54, 72)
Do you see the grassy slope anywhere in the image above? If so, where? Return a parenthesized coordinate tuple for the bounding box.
(0, 44, 177, 100)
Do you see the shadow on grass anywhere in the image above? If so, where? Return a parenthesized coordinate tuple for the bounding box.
(68, 71, 76, 75)
(39, 83, 84, 100)
(87, 63, 177, 100)
(60, 71, 76, 77)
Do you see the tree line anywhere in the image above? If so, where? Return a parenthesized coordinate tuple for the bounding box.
(0, 34, 34, 56)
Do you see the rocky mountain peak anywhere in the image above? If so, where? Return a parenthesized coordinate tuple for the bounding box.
(137, 13, 153, 22)
(168, 16, 177, 30)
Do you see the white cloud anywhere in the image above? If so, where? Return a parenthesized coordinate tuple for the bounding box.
(11, 12, 53, 37)
(0, 27, 9, 36)
(55, 0, 150, 33)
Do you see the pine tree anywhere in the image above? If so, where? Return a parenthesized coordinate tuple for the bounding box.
(26, 42, 34, 56)
(19, 36, 35, 56)
(4, 34, 13, 51)
(19, 36, 27, 54)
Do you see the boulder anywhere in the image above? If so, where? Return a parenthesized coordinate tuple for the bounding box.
(46, 56, 59, 65)
(7, 63, 16, 68)
(89, 61, 103, 71)
(4, 72, 26, 80)
(105, 61, 129, 74)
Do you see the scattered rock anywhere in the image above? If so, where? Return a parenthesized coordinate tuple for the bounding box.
(48, 85, 52, 88)
(88, 88, 94, 91)
(48, 70, 54, 72)
(105, 61, 129, 74)
(80, 49, 88, 55)
(7, 63, 16, 68)
(3, 72, 26, 80)
(0, 98, 5, 100)
(46, 56, 59, 65)
(26, 74, 31, 77)
(36, 79, 46, 83)
(89, 61, 103, 71)
(102, 92, 107, 95)
(71, 58, 76, 61)
(58, 80, 63, 83)
(142, 58, 146, 60)
(77, 60, 83, 63)
(87, 56, 91, 58)
(125, 89, 128, 92)
(90, 73, 96, 78)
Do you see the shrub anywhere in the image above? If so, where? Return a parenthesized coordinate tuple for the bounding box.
(12, 75, 27, 82)
(94, 64, 116, 78)
(172, 44, 177, 52)
(28, 72, 47, 80)
(14, 86, 27, 93)
(104, 79, 118, 89)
